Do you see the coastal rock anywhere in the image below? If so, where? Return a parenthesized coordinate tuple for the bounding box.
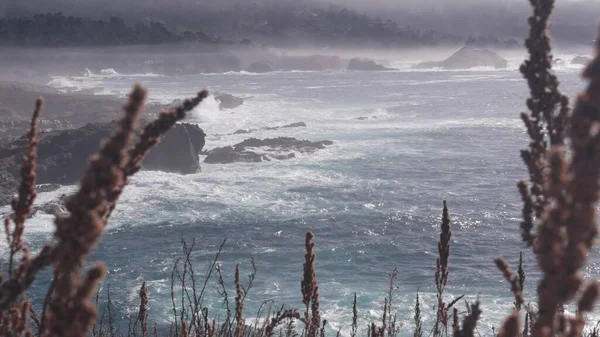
(233, 122, 307, 135)
(414, 46, 508, 69)
(204, 137, 332, 164)
(348, 58, 393, 71)
(0, 121, 206, 205)
(141, 123, 206, 174)
(246, 61, 274, 73)
(0, 82, 166, 139)
(36, 183, 62, 193)
(572, 55, 592, 65)
(32, 195, 69, 217)
(215, 93, 245, 110)
(1, 193, 71, 219)
(0, 170, 18, 206)
(277, 55, 343, 71)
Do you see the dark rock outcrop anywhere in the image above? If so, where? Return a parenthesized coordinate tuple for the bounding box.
(348, 58, 393, 71)
(142, 123, 206, 174)
(36, 183, 62, 193)
(246, 61, 275, 73)
(204, 137, 332, 164)
(277, 55, 343, 71)
(572, 55, 592, 65)
(32, 193, 71, 217)
(0, 170, 18, 206)
(0, 82, 167, 139)
(414, 46, 508, 69)
(215, 93, 245, 110)
(233, 122, 307, 135)
(0, 121, 206, 205)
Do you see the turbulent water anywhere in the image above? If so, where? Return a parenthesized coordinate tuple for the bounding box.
(4, 57, 599, 335)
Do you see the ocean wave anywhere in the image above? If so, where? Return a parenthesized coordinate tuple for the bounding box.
(85, 68, 164, 79)
(47, 68, 164, 93)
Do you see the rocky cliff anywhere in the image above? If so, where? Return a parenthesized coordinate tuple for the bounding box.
(0, 121, 205, 205)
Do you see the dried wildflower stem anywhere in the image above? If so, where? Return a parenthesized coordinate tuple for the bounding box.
(0, 98, 40, 335)
(351, 293, 358, 337)
(106, 90, 209, 218)
(454, 301, 481, 337)
(414, 291, 423, 337)
(517, 181, 535, 246)
(7, 98, 43, 275)
(265, 308, 300, 337)
(44, 85, 146, 337)
(235, 264, 244, 337)
(498, 312, 520, 337)
(139, 282, 149, 337)
(517, 252, 525, 296)
(434, 200, 451, 336)
(518, 0, 570, 247)
(301, 230, 320, 337)
(530, 26, 600, 337)
(494, 257, 524, 310)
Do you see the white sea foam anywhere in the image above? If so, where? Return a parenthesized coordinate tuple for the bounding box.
(47, 68, 163, 93)
(18, 67, 600, 335)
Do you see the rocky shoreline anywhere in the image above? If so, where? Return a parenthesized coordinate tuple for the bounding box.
(0, 84, 333, 208)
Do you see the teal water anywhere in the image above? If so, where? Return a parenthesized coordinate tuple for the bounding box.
(6, 65, 598, 335)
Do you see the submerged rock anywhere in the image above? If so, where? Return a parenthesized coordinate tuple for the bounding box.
(280, 122, 307, 129)
(204, 137, 333, 164)
(232, 122, 307, 135)
(414, 46, 508, 69)
(142, 123, 206, 174)
(277, 55, 343, 71)
(33, 194, 70, 217)
(215, 93, 245, 110)
(348, 58, 393, 71)
(572, 55, 592, 65)
(36, 183, 62, 193)
(246, 61, 274, 73)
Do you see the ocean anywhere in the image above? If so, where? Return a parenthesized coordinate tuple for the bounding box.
(4, 56, 598, 335)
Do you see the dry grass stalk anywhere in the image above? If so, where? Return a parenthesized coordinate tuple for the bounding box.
(0, 84, 207, 337)
(44, 84, 146, 337)
(414, 291, 423, 337)
(351, 293, 358, 337)
(6, 98, 43, 276)
(529, 31, 600, 336)
(319, 320, 327, 337)
(235, 265, 244, 337)
(517, 252, 525, 297)
(517, 181, 535, 246)
(507, 0, 600, 335)
(498, 312, 520, 337)
(518, 0, 570, 247)
(493, 258, 524, 310)
(434, 200, 451, 337)
(373, 268, 400, 337)
(452, 301, 481, 337)
(215, 263, 232, 329)
(139, 282, 149, 337)
(106, 89, 209, 218)
(301, 230, 320, 337)
(0, 98, 43, 337)
(265, 308, 300, 337)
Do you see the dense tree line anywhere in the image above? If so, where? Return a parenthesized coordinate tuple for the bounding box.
(191, 3, 520, 48)
(0, 12, 215, 46)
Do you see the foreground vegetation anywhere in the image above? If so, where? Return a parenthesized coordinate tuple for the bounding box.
(1, 0, 600, 336)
